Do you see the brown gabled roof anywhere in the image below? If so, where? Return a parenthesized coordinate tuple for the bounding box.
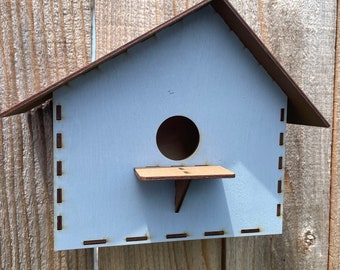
(0, 0, 329, 127)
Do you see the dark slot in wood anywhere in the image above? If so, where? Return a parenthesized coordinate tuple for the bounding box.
(204, 230, 225, 236)
(57, 216, 62, 230)
(56, 133, 62, 148)
(126, 236, 148, 242)
(166, 233, 187, 239)
(278, 157, 283, 170)
(57, 161, 62, 176)
(279, 133, 284, 145)
(83, 239, 107, 246)
(280, 108, 285, 122)
(241, 228, 260, 234)
(56, 105, 62, 120)
(57, 188, 62, 203)
(277, 180, 282, 193)
(277, 204, 282, 216)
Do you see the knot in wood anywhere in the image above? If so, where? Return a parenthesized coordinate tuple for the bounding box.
(304, 231, 316, 246)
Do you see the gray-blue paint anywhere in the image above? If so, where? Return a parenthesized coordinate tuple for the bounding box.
(54, 6, 286, 250)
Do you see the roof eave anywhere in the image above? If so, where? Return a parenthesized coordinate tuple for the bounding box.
(212, 0, 329, 128)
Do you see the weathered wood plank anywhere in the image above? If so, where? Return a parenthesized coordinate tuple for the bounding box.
(0, 0, 93, 269)
(95, 0, 202, 58)
(96, 0, 337, 269)
(256, 0, 335, 269)
(329, 2, 340, 269)
(0, 0, 337, 269)
(99, 239, 222, 270)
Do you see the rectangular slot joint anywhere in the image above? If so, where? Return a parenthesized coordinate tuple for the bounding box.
(241, 228, 260, 234)
(56, 133, 62, 148)
(126, 236, 148, 242)
(56, 161, 62, 176)
(277, 180, 282, 194)
(279, 133, 284, 146)
(204, 230, 225, 237)
(57, 216, 62, 230)
(278, 157, 283, 170)
(57, 188, 62, 203)
(276, 204, 282, 216)
(166, 233, 187, 239)
(83, 239, 107, 246)
(280, 108, 285, 122)
(56, 105, 62, 120)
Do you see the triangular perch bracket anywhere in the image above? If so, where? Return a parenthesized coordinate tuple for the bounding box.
(134, 165, 235, 212)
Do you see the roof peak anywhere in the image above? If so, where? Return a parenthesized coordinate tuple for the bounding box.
(0, 0, 329, 127)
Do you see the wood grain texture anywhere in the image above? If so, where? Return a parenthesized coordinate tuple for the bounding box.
(0, 0, 93, 269)
(256, 0, 336, 269)
(329, 1, 340, 269)
(96, 0, 337, 269)
(95, 0, 203, 58)
(99, 239, 222, 270)
(134, 166, 235, 181)
(0, 0, 337, 269)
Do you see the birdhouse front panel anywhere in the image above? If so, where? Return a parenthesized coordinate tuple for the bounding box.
(53, 6, 286, 250)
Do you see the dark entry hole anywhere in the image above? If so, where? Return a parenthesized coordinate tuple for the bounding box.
(156, 116, 200, 161)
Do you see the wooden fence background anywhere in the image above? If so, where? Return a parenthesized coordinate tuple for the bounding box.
(0, 0, 338, 269)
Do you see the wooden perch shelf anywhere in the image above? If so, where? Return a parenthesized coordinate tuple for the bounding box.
(134, 166, 235, 212)
(134, 166, 235, 181)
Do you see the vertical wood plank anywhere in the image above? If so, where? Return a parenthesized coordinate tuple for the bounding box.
(1, 0, 337, 269)
(0, 0, 93, 269)
(95, 0, 202, 58)
(254, 0, 336, 269)
(329, 2, 340, 269)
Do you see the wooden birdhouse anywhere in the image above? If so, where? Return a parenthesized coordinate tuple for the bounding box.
(1, 0, 329, 251)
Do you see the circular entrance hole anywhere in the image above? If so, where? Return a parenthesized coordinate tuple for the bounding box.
(156, 116, 200, 161)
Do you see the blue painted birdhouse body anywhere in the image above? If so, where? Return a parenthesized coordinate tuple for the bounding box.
(53, 6, 286, 250)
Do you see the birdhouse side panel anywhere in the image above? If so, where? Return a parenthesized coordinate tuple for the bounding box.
(53, 5, 286, 250)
